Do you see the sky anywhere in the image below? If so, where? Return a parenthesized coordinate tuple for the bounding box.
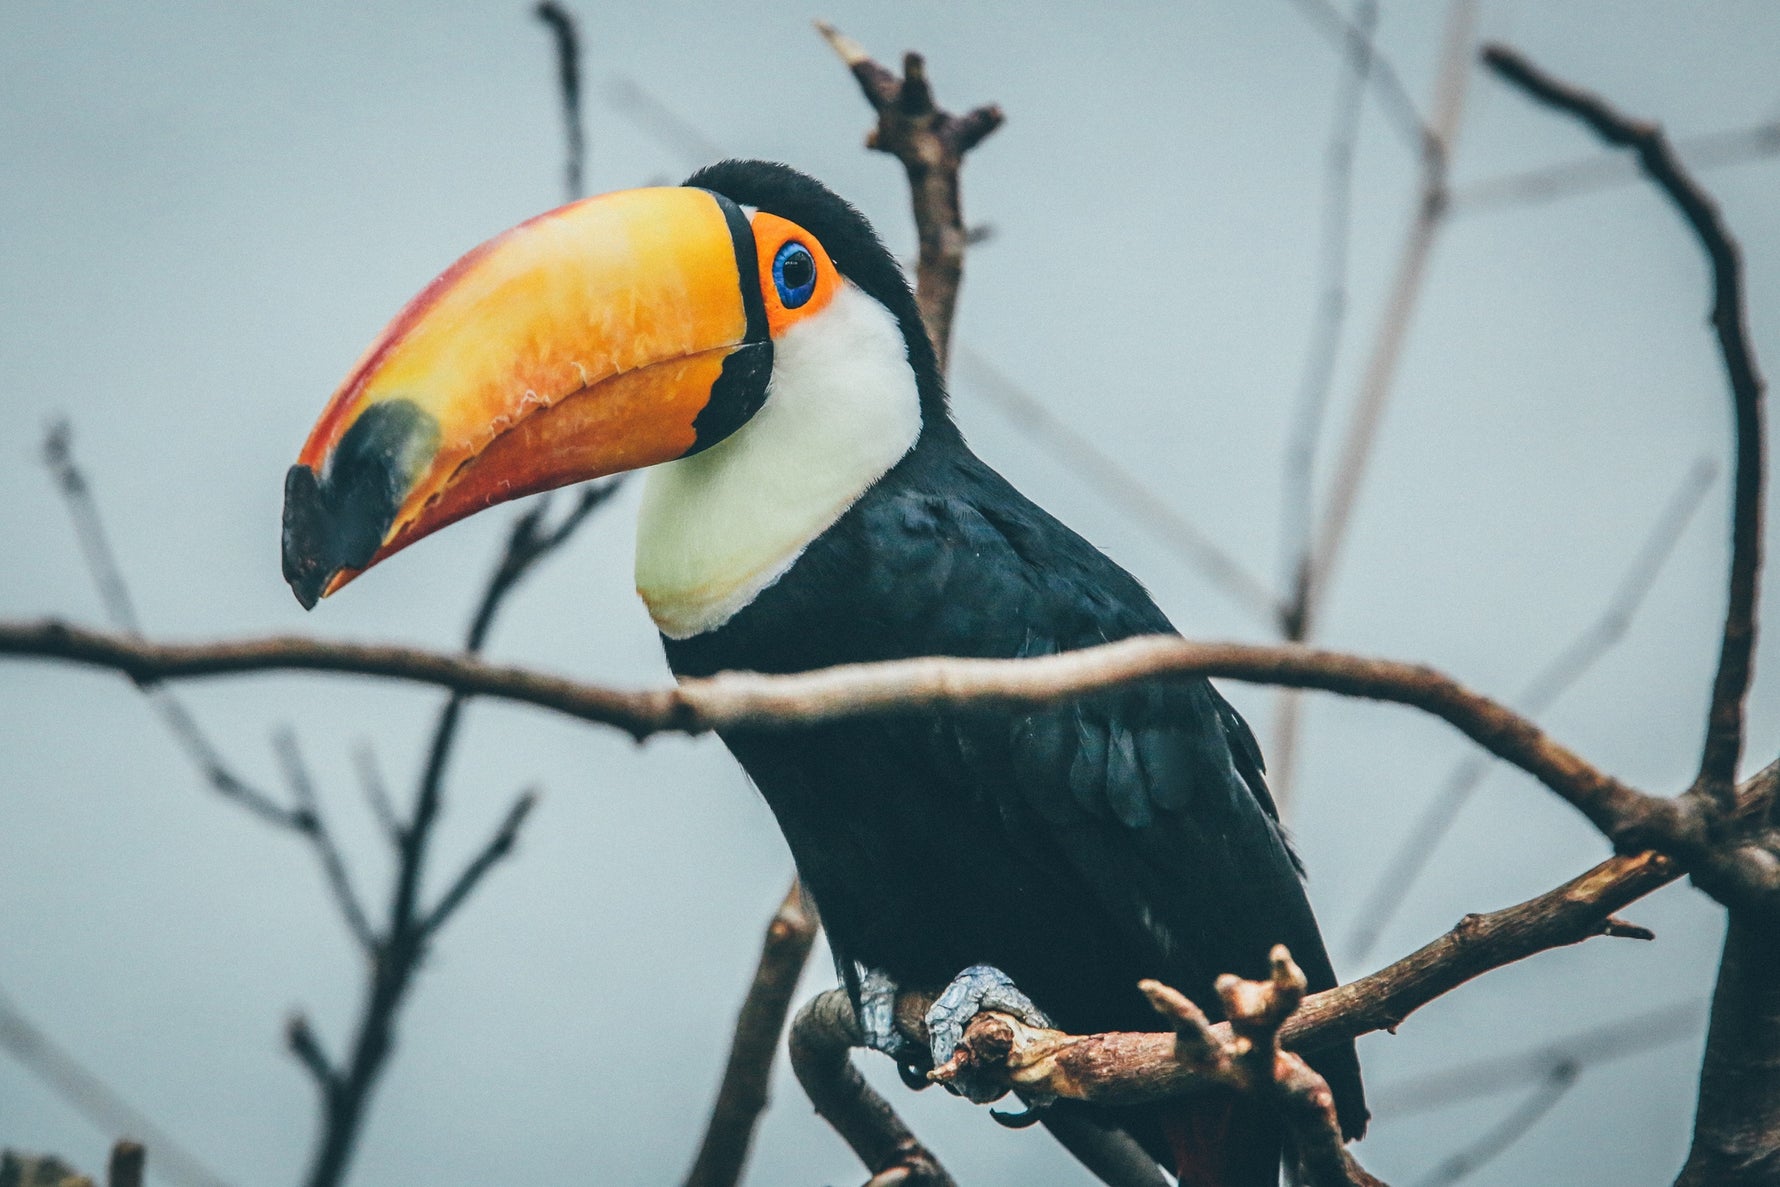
(3, 2, 1779, 1185)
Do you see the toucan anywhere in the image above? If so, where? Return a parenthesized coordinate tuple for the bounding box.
(282, 160, 1367, 1185)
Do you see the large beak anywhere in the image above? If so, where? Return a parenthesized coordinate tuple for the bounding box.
(282, 186, 769, 608)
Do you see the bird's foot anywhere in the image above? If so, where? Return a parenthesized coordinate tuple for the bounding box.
(925, 964, 1052, 1104)
(855, 967, 932, 1088)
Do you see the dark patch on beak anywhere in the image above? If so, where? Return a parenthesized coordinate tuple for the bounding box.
(282, 399, 441, 608)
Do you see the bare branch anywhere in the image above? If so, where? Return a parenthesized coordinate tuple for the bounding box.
(1344, 458, 1717, 960)
(1372, 999, 1705, 1116)
(906, 849, 1673, 1120)
(0, 623, 1629, 788)
(815, 20, 1003, 369)
(351, 742, 403, 847)
(285, 1013, 337, 1094)
(42, 421, 142, 634)
(604, 76, 726, 168)
(683, 880, 819, 1187)
(41, 424, 307, 830)
(1300, 0, 1479, 628)
(418, 789, 539, 939)
(1281, 0, 1379, 609)
(1481, 43, 1766, 816)
(1451, 121, 1780, 216)
(0, 987, 233, 1187)
(1282, 0, 1432, 154)
(274, 728, 377, 952)
(1409, 1061, 1577, 1187)
(107, 1142, 145, 1187)
(26, 619, 1780, 909)
(788, 990, 957, 1187)
(1274, 0, 1480, 803)
(954, 346, 1283, 627)
(927, 950, 1383, 1186)
(1677, 913, 1780, 1185)
(297, 488, 620, 1187)
(533, 2, 586, 202)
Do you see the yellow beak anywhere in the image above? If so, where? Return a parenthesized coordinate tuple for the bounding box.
(283, 185, 770, 607)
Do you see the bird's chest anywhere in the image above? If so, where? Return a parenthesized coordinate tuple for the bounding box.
(717, 715, 1044, 984)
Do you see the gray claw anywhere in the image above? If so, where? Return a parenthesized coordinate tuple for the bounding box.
(857, 968, 905, 1058)
(924, 964, 1051, 1102)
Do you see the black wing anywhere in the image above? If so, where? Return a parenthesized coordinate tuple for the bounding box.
(859, 454, 1366, 1136)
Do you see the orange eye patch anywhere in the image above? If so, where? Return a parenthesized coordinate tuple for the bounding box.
(751, 211, 839, 337)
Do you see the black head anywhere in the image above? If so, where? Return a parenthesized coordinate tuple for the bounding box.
(686, 160, 952, 431)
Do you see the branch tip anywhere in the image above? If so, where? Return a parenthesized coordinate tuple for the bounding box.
(814, 20, 868, 68)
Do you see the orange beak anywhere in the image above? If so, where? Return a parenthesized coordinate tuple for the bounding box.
(282, 185, 771, 607)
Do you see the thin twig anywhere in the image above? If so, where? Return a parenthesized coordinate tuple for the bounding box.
(274, 727, 377, 952)
(296, 490, 605, 1187)
(0, 986, 233, 1187)
(42, 425, 305, 830)
(43, 421, 141, 634)
(1281, 0, 1379, 606)
(1450, 122, 1780, 216)
(1274, 0, 1480, 803)
(284, 1014, 337, 1093)
(1282, 0, 1432, 155)
(1481, 43, 1767, 817)
(418, 789, 539, 938)
(1343, 458, 1717, 960)
(533, 2, 586, 202)
(954, 346, 1283, 627)
(604, 76, 725, 167)
(1300, 0, 1478, 627)
(683, 881, 819, 1187)
(352, 742, 403, 847)
(1410, 1061, 1578, 1187)
(1371, 999, 1705, 1116)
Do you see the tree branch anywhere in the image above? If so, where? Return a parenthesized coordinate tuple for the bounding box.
(683, 881, 819, 1187)
(0, 987, 233, 1187)
(273, 728, 377, 952)
(815, 20, 1002, 370)
(107, 1142, 145, 1187)
(1481, 43, 1766, 815)
(1450, 121, 1780, 216)
(0, 625, 1645, 814)
(533, 1, 585, 202)
(1344, 457, 1717, 960)
(1280, 0, 1380, 615)
(788, 990, 957, 1187)
(954, 345, 1283, 628)
(1410, 1062, 1577, 1187)
(284, 1012, 338, 1095)
(418, 789, 539, 939)
(1371, 999, 1705, 1116)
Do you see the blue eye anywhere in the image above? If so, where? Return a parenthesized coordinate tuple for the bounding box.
(772, 241, 817, 308)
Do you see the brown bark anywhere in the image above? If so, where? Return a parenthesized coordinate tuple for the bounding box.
(1676, 915, 1780, 1184)
(682, 882, 819, 1187)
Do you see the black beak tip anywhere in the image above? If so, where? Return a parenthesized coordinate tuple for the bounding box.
(279, 400, 442, 611)
(282, 464, 336, 611)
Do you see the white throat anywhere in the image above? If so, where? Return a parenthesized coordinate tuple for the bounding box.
(635, 281, 922, 638)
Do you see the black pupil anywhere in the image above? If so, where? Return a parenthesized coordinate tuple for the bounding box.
(781, 249, 814, 290)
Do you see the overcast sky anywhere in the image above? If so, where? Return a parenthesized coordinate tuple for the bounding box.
(3, 3, 1778, 1185)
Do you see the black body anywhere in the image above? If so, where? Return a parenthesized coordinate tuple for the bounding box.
(670, 162, 1367, 1162)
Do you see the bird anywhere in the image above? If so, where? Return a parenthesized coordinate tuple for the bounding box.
(281, 160, 1366, 1185)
